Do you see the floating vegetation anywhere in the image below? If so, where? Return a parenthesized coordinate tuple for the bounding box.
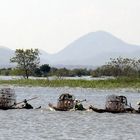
(0, 77, 140, 89)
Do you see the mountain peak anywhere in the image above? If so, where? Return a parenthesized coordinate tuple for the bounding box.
(89, 30, 112, 35)
(0, 31, 140, 67)
(77, 31, 124, 44)
(50, 31, 140, 66)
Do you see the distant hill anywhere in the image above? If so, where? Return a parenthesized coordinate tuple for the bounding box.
(50, 31, 140, 66)
(39, 49, 52, 64)
(0, 46, 14, 68)
(0, 31, 140, 68)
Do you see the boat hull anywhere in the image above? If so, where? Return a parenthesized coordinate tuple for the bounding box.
(48, 103, 72, 111)
(89, 105, 138, 113)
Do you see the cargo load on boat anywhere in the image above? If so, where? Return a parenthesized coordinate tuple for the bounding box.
(0, 88, 16, 109)
(105, 95, 127, 112)
(49, 93, 75, 111)
(89, 94, 134, 113)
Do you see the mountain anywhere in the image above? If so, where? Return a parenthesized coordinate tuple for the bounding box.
(0, 46, 14, 68)
(50, 31, 140, 66)
(0, 31, 140, 68)
(39, 49, 52, 64)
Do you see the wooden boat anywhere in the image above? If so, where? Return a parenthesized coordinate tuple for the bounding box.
(88, 105, 135, 113)
(89, 95, 136, 113)
(48, 103, 70, 111)
(48, 93, 75, 111)
(0, 88, 16, 110)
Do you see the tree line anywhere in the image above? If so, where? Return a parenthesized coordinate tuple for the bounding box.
(0, 65, 91, 78)
(0, 48, 140, 78)
(0, 48, 91, 78)
(92, 57, 140, 77)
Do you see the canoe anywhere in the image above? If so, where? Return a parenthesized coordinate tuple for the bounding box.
(48, 103, 71, 111)
(89, 105, 137, 113)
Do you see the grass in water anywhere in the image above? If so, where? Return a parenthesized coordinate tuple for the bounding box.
(0, 77, 140, 89)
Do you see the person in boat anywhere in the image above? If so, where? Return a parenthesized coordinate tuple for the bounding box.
(74, 99, 85, 111)
(137, 102, 140, 113)
(22, 99, 33, 109)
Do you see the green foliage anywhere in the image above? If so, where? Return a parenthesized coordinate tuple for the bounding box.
(10, 48, 40, 79)
(55, 68, 69, 77)
(34, 68, 42, 77)
(72, 68, 90, 77)
(10, 68, 25, 76)
(3, 56, 139, 79)
(40, 64, 51, 76)
(0, 77, 140, 89)
(48, 67, 58, 76)
(0, 68, 11, 76)
(92, 57, 140, 77)
(47, 67, 91, 78)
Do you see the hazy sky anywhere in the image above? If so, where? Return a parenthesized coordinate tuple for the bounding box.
(0, 0, 140, 53)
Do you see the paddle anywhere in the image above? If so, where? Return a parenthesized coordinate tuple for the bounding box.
(11, 96, 38, 107)
(79, 99, 87, 102)
(75, 99, 86, 103)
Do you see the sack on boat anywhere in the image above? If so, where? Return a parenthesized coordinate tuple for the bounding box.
(105, 95, 127, 112)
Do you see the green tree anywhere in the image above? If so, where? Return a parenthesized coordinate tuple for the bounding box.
(33, 68, 42, 77)
(10, 68, 25, 76)
(10, 48, 40, 79)
(55, 68, 69, 78)
(40, 64, 51, 76)
(72, 68, 90, 77)
(92, 57, 140, 77)
(47, 67, 58, 76)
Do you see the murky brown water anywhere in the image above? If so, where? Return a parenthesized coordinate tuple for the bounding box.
(0, 86, 140, 140)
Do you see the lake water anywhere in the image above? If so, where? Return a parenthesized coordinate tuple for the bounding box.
(0, 86, 140, 140)
(0, 75, 114, 81)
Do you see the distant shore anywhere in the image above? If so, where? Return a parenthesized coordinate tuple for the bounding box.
(0, 77, 140, 90)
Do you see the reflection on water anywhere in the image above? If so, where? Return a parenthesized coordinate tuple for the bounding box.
(0, 87, 140, 140)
